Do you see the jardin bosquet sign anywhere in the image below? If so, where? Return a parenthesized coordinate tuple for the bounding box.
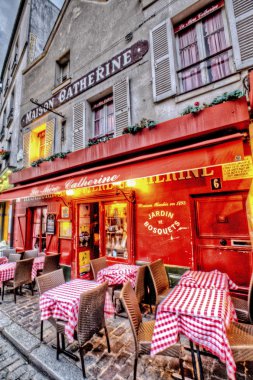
(21, 40, 149, 127)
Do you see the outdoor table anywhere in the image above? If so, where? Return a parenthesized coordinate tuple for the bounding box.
(151, 286, 237, 380)
(39, 279, 114, 343)
(96, 263, 139, 287)
(0, 258, 45, 285)
(0, 262, 16, 283)
(32, 256, 45, 279)
(178, 269, 238, 291)
(0, 257, 8, 265)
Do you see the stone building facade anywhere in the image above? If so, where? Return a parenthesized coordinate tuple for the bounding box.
(1, 0, 253, 288)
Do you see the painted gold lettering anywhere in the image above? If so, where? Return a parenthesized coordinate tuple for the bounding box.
(185, 169, 199, 179)
(201, 167, 214, 177)
(154, 175, 165, 183)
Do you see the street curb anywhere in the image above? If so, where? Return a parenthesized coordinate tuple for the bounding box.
(0, 308, 84, 379)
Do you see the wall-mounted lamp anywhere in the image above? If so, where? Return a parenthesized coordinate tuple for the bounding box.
(115, 187, 136, 203)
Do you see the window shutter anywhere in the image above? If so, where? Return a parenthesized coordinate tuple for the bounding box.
(113, 78, 130, 137)
(45, 119, 55, 157)
(150, 19, 176, 102)
(73, 101, 85, 150)
(23, 131, 30, 167)
(227, 0, 253, 68)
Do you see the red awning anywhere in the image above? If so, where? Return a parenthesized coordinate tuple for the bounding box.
(0, 134, 245, 201)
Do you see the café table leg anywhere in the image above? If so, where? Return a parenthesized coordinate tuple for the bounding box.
(196, 345, 204, 380)
(189, 340, 198, 380)
(51, 342, 79, 361)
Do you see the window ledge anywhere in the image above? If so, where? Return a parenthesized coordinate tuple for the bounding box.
(51, 78, 71, 95)
(175, 73, 241, 104)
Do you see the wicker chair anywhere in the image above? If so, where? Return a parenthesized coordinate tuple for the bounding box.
(1, 248, 16, 258)
(227, 322, 253, 364)
(148, 259, 172, 310)
(23, 249, 39, 259)
(231, 272, 253, 324)
(2, 258, 34, 303)
(56, 281, 110, 378)
(41, 253, 61, 275)
(36, 268, 65, 341)
(113, 265, 147, 314)
(90, 257, 107, 280)
(8, 253, 22, 262)
(120, 281, 184, 380)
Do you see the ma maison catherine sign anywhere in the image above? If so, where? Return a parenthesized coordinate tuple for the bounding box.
(21, 40, 149, 128)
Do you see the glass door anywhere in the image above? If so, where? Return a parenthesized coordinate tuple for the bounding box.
(32, 206, 47, 252)
(104, 201, 128, 260)
(77, 202, 99, 277)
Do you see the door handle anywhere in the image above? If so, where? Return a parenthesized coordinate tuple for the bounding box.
(220, 239, 227, 246)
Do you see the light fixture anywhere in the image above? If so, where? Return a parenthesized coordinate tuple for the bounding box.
(115, 187, 136, 203)
(66, 189, 74, 196)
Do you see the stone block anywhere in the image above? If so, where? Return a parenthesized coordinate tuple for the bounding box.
(3, 323, 40, 355)
(30, 344, 84, 380)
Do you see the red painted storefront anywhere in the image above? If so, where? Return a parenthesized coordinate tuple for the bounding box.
(1, 97, 252, 293)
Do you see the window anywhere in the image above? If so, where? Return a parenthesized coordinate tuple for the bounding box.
(175, 3, 233, 92)
(92, 96, 115, 138)
(38, 130, 46, 158)
(55, 52, 70, 86)
(32, 207, 47, 251)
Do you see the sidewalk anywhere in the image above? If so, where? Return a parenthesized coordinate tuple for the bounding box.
(0, 288, 252, 380)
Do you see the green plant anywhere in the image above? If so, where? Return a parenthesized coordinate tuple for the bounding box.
(88, 134, 112, 147)
(122, 118, 156, 135)
(30, 151, 70, 167)
(181, 90, 245, 116)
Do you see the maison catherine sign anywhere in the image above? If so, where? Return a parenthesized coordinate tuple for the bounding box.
(21, 40, 149, 128)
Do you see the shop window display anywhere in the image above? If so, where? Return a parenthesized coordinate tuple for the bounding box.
(105, 202, 127, 259)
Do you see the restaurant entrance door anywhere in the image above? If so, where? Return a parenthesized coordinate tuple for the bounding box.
(77, 202, 99, 277)
(193, 192, 252, 289)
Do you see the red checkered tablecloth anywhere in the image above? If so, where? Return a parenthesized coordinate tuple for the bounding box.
(179, 270, 238, 290)
(96, 264, 139, 287)
(32, 256, 45, 280)
(0, 257, 8, 265)
(39, 279, 114, 343)
(0, 262, 16, 282)
(151, 286, 237, 380)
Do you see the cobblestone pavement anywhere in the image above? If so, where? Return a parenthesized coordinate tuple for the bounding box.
(0, 288, 253, 379)
(0, 334, 49, 380)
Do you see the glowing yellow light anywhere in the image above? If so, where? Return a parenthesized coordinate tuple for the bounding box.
(126, 179, 136, 188)
(66, 189, 74, 196)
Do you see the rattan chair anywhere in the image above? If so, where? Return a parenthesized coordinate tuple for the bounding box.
(36, 268, 65, 341)
(231, 272, 253, 324)
(90, 257, 107, 280)
(120, 281, 184, 380)
(227, 322, 253, 363)
(2, 258, 34, 303)
(1, 248, 16, 258)
(56, 281, 110, 378)
(113, 265, 148, 314)
(148, 259, 172, 310)
(23, 249, 39, 259)
(41, 253, 61, 275)
(8, 253, 22, 262)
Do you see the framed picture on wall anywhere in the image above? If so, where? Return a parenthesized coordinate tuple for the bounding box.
(46, 214, 56, 235)
(61, 206, 69, 219)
